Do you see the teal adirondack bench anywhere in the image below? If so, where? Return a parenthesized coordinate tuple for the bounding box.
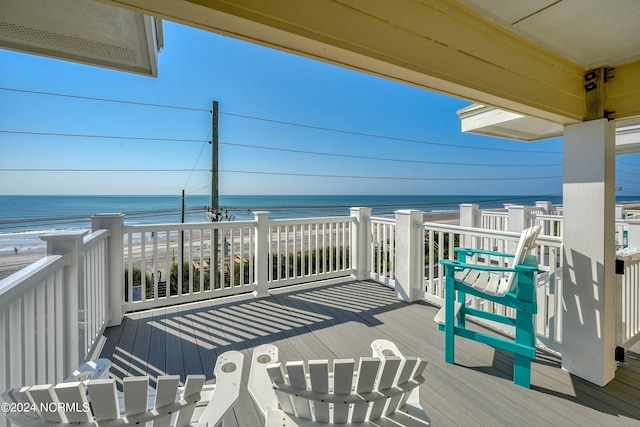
(436, 225, 541, 388)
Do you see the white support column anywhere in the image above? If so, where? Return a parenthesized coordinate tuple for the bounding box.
(41, 230, 87, 377)
(91, 214, 125, 327)
(253, 211, 270, 298)
(615, 204, 626, 220)
(562, 118, 617, 386)
(394, 210, 424, 302)
(350, 207, 371, 280)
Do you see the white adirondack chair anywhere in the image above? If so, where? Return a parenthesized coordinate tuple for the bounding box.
(2, 351, 244, 427)
(248, 340, 430, 426)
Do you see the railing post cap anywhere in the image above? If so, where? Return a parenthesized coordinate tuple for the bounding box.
(92, 213, 125, 218)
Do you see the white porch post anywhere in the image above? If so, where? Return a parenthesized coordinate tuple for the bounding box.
(507, 205, 530, 232)
(41, 230, 87, 376)
(394, 210, 423, 302)
(460, 203, 479, 248)
(562, 118, 617, 386)
(350, 207, 371, 280)
(91, 214, 125, 327)
(625, 219, 640, 250)
(253, 211, 270, 298)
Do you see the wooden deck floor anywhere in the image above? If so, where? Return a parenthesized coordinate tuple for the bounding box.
(98, 280, 640, 426)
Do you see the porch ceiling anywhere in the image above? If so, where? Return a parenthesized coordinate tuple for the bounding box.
(96, 0, 640, 125)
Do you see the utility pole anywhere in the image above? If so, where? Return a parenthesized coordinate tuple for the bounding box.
(211, 100, 219, 213)
(211, 101, 220, 287)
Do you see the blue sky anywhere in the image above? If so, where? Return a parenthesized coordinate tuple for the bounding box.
(0, 20, 612, 197)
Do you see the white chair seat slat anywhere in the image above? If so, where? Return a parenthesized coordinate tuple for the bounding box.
(123, 376, 149, 416)
(87, 379, 120, 421)
(26, 385, 64, 423)
(470, 271, 489, 293)
(331, 359, 355, 424)
(462, 270, 482, 287)
(54, 382, 91, 423)
(285, 362, 312, 421)
(484, 273, 502, 295)
(308, 361, 329, 423)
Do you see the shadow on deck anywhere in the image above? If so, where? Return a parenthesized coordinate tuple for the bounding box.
(98, 280, 640, 426)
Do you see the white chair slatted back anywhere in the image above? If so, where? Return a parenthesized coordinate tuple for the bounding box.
(331, 359, 355, 423)
(26, 385, 64, 423)
(285, 362, 312, 420)
(122, 376, 149, 416)
(308, 361, 330, 423)
(54, 382, 91, 423)
(153, 376, 181, 427)
(86, 379, 120, 421)
(266, 363, 295, 416)
(266, 355, 425, 424)
(351, 358, 380, 422)
(174, 376, 205, 427)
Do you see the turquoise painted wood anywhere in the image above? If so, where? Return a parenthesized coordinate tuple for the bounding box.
(438, 226, 541, 388)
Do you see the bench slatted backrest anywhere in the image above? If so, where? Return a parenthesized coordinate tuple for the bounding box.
(2, 375, 205, 427)
(499, 225, 541, 295)
(266, 356, 427, 424)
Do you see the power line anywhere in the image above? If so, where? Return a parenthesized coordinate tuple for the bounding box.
(1, 167, 560, 181)
(1, 168, 209, 172)
(218, 169, 561, 181)
(2, 86, 562, 154)
(0, 130, 206, 143)
(219, 111, 562, 154)
(0, 87, 211, 113)
(0, 128, 562, 168)
(221, 141, 562, 167)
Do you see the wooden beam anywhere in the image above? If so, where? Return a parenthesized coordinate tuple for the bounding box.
(608, 60, 640, 121)
(100, 0, 587, 123)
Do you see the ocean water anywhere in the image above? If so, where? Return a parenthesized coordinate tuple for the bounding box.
(1, 193, 629, 254)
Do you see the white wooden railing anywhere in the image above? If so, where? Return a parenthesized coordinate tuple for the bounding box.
(122, 220, 256, 312)
(267, 216, 355, 288)
(122, 215, 356, 311)
(0, 229, 110, 394)
(616, 248, 640, 350)
(480, 209, 508, 231)
(370, 217, 396, 287)
(535, 214, 563, 237)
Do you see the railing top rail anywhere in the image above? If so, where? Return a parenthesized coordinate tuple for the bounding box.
(535, 214, 563, 220)
(0, 254, 67, 309)
(481, 209, 508, 215)
(422, 221, 562, 247)
(269, 215, 356, 226)
(83, 229, 110, 250)
(123, 220, 257, 233)
(370, 216, 396, 225)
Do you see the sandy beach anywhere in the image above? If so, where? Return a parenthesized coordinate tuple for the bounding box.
(0, 251, 47, 280)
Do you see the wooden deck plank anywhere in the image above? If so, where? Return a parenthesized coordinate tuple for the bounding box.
(99, 280, 640, 427)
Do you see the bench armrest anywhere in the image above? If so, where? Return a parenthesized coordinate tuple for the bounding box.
(439, 259, 538, 273)
(454, 247, 515, 258)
